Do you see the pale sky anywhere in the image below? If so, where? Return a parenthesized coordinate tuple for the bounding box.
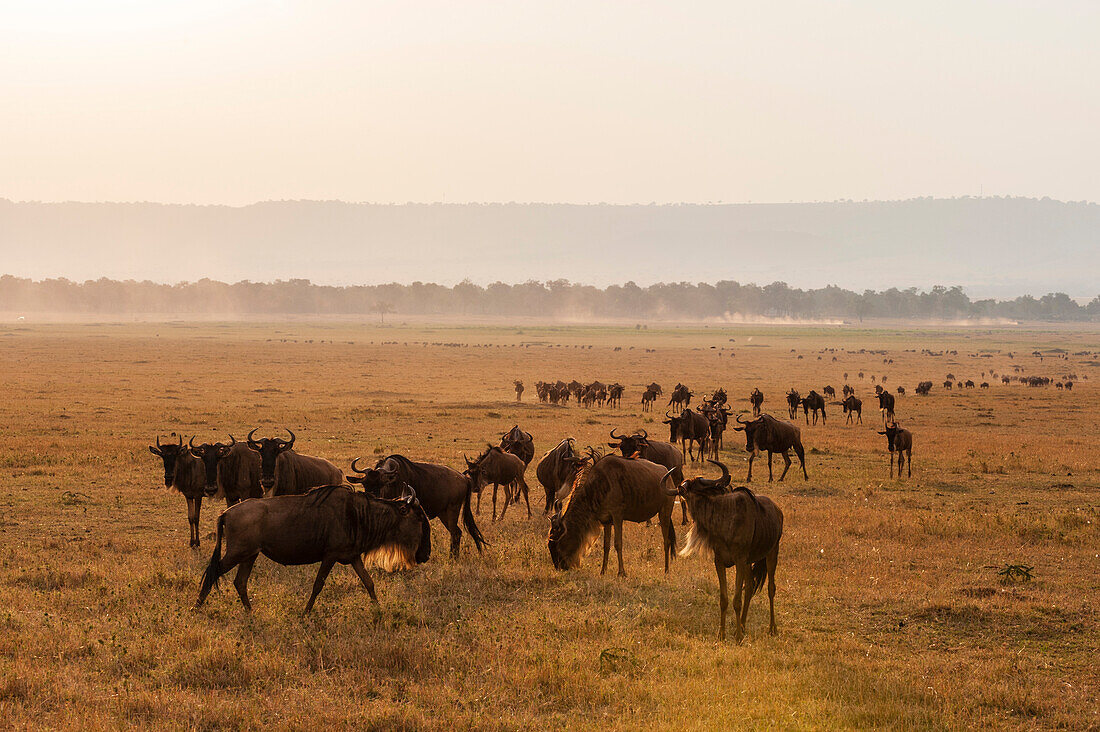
(1, 1, 1097, 205)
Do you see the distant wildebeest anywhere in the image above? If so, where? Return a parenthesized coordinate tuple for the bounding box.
(664, 408, 710, 462)
(670, 460, 783, 643)
(896, 386, 906, 395)
(915, 381, 933, 396)
(801, 391, 826, 425)
(499, 425, 535, 467)
(647, 382, 663, 397)
(535, 437, 587, 513)
(733, 414, 808, 482)
(149, 434, 207, 548)
(822, 385, 835, 399)
(608, 429, 687, 524)
(749, 388, 764, 417)
(946, 373, 955, 381)
(535, 381, 549, 403)
(245, 429, 343, 497)
(842, 384, 854, 398)
(514, 380, 524, 401)
(195, 485, 430, 614)
(465, 446, 531, 521)
(187, 435, 263, 506)
(878, 423, 913, 478)
(668, 383, 692, 413)
(568, 380, 584, 402)
(858, 371, 864, 380)
(547, 452, 677, 577)
(943, 380, 953, 390)
(347, 454, 486, 558)
(980, 382, 989, 389)
(607, 383, 624, 408)
(700, 403, 732, 460)
(641, 387, 658, 412)
(1064, 381, 1074, 390)
(785, 389, 801, 419)
(965, 380, 975, 388)
(842, 395, 862, 425)
(706, 388, 728, 408)
(876, 391, 896, 426)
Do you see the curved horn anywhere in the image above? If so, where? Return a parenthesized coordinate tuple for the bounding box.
(708, 459, 731, 487)
(404, 486, 418, 504)
(665, 410, 673, 420)
(283, 428, 295, 448)
(155, 435, 163, 449)
(736, 413, 747, 424)
(609, 428, 625, 440)
(189, 435, 197, 450)
(247, 428, 261, 447)
(350, 457, 368, 474)
(226, 434, 236, 447)
(176, 434, 183, 447)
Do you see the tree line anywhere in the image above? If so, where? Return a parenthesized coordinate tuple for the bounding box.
(1, 275, 1097, 322)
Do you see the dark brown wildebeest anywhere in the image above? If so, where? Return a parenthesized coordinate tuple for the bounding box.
(246, 429, 344, 497)
(876, 391, 896, 426)
(347, 454, 487, 558)
(733, 414, 808, 482)
(943, 380, 953, 390)
(669, 460, 783, 643)
(547, 451, 677, 577)
(499, 425, 535, 467)
(842, 384, 854, 398)
(668, 383, 692, 413)
(705, 388, 728, 408)
(877, 422, 913, 478)
(465, 446, 531, 521)
(896, 386, 906, 395)
(187, 435, 263, 507)
(647, 382, 663, 397)
(607, 383, 624, 408)
(700, 403, 732, 460)
(535, 438, 588, 513)
(568, 380, 584, 402)
(514, 380, 524, 401)
(149, 434, 207, 548)
(641, 387, 658, 412)
(535, 381, 549, 403)
(749, 388, 764, 417)
(785, 389, 801, 419)
(822, 385, 835, 399)
(801, 391, 826, 425)
(608, 429, 687, 524)
(664, 408, 710, 462)
(916, 381, 933, 395)
(842, 395, 862, 425)
(980, 382, 989, 389)
(965, 379, 975, 389)
(195, 485, 430, 614)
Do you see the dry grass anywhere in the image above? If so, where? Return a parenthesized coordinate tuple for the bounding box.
(0, 319, 1097, 730)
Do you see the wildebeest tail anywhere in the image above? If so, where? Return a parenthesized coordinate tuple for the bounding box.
(667, 520, 677, 558)
(747, 558, 768, 600)
(198, 513, 226, 598)
(462, 482, 488, 553)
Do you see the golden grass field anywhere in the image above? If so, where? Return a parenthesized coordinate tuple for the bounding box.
(0, 319, 1096, 730)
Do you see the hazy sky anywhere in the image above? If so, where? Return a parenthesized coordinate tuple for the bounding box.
(2, 1, 1097, 205)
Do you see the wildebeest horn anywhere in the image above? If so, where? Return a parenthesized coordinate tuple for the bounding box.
(189, 435, 197, 450)
(350, 457, 368, 474)
(708, 459, 731, 488)
(283, 428, 295, 448)
(225, 434, 236, 447)
(609, 428, 625, 440)
(736, 414, 747, 424)
(247, 428, 261, 447)
(638, 428, 647, 439)
(665, 410, 673, 419)
(660, 467, 678, 496)
(155, 435, 162, 450)
(404, 486, 418, 504)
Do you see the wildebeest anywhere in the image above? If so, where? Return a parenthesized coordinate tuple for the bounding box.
(187, 435, 263, 507)
(877, 422, 913, 478)
(964, 379, 975, 389)
(749, 388, 764, 416)
(700, 403, 732, 460)
(915, 381, 933, 396)
(499, 425, 535, 467)
(801, 390, 826, 425)
(195, 485, 430, 614)
(149, 434, 207, 548)
(664, 408, 710, 462)
(668, 383, 692, 413)
(980, 382, 989, 389)
(876, 391, 896, 426)
(842, 395, 862, 424)
(514, 380, 524, 401)
(608, 429, 687, 524)
(670, 461, 783, 642)
(647, 382, 663, 397)
(246, 429, 344, 497)
(733, 414, 808, 482)
(547, 452, 677, 576)
(785, 389, 801, 419)
(465, 446, 531, 521)
(896, 386, 906, 395)
(347, 454, 487, 558)
(842, 384, 854, 398)
(607, 383, 624, 408)
(535, 437, 587, 513)
(822, 385, 835, 399)
(943, 380, 953, 390)
(641, 387, 658, 412)
(706, 388, 728, 408)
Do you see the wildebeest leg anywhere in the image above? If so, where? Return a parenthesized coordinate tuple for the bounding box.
(767, 452, 774, 482)
(746, 452, 755, 482)
(794, 444, 809, 480)
(350, 556, 378, 604)
(492, 483, 499, 522)
(715, 559, 728, 641)
(519, 477, 531, 518)
(889, 451, 894, 479)
(443, 510, 462, 559)
(766, 544, 779, 635)
(857, 410, 862, 425)
(906, 449, 912, 477)
(732, 562, 748, 643)
(778, 450, 792, 481)
(614, 519, 626, 578)
(233, 554, 257, 611)
(661, 510, 674, 573)
(302, 558, 336, 615)
(600, 523, 612, 575)
(738, 561, 757, 638)
(499, 483, 511, 521)
(186, 497, 201, 548)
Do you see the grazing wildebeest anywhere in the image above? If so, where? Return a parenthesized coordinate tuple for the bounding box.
(749, 388, 764, 417)
(187, 435, 264, 507)
(246, 429, 344, 497)
(348, 454, 486, 558)
(195, 485, 430, 614)
(785, 389, 801, 419)
(547, 452, 677, 576)
(607, 383, 624, 408)
(514, 380, 524, 401)
(535, 438, 587, 513)
(876, 391, 896, 426)
(823, 385, 835, 399)
(878, 422, 913, 478)
(801, 390, 826, 425)
(1002, 375, 1012, 385)
(641, 387, 658, 412)
(499, 425, 535, 467)
(733, 414, 808, 482)
(149, 435, 207, 548)
(965, 380, 975, 389)
(916, 381, 933, 395)
(668, 383, 692, 413)
(664, 408, 710, 462)
(465, 446, 531, 521)
(608, 429, 687, 524)
(896, 386, 906, 395)
(842, 395, 862, 425)
(670, 461, 783, 642)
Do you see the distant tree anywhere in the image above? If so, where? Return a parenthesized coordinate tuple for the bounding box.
(371, 300, 394, 324)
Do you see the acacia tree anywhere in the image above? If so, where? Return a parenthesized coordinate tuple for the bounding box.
(371, 300, 394, 324)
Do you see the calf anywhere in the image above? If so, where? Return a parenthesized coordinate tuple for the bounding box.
(877, 423, 913, 478)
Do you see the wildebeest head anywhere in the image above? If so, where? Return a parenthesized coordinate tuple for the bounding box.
(188, 435, 236, 496)
(246, 428, 295, 491)
(462, 447, 495, 491)
(346, 456, 384, 494)
(607, 428, 648, 457)
(547, 499, 569, 569)
(148, 434, 187, 488)
(877, 422, 901, 451)
(733, 414, 765, 452)
(665, 459, 732, 498)
(662, 411, 682, 441)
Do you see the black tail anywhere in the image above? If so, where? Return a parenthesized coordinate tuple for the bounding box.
(747, 558, 768, 600)
(197, 513, 226, 602)
(667, 520, 677, 558)
(462, 482, 488, 553)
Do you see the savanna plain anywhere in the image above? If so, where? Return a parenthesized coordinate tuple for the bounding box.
(0, 319, 1096, 730)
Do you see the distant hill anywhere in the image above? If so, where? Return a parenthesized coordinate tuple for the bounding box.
(1, 198, 1096, 298)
